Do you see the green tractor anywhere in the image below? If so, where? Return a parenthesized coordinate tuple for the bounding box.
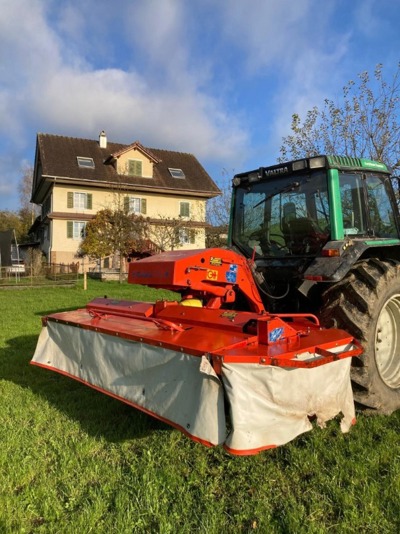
(230, 155, 400, 413)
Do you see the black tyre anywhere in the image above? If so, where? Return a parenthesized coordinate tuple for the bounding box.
(320, 258, 400, 414)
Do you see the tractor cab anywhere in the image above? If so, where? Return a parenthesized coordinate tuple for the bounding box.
(230, 155, 400, 307)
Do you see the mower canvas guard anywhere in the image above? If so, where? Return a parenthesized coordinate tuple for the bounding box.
(31, 248, 362, 455)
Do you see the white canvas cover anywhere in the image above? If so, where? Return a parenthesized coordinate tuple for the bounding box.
(32, 322, 226, 447)
(32, 323, 356, 454)
(222, 359, 355, 454)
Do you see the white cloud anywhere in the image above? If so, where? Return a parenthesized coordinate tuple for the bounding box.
(208, 0, 354, 160)
(0, 0, 249, 210)
(28, 65, 247, 160)
(124, 0, 188, 70)
(0, 0, 398, 210)
(210, 0, 317, 72)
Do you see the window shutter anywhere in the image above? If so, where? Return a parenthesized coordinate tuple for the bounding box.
(86, 193, 92, 210)
(190, 230, 196, 244)
(141, 198, 147, 214)
(124, 196, 130, 214)
(128, 160, 143, 176)
(67, 221, 73, 238)
(67, 192, 74, 208)
(180, 202, 190, 217)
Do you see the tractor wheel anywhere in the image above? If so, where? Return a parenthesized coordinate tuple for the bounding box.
(320, 258, 400, 414)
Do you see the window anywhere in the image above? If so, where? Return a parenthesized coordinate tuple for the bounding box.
(67, 221, 86, 240)
(169, 168, 185, 179)
(67, 192, 93, 210)
(179, 201, 190, 218)
(178, 228, 196, 245)
(124, 196, 147, 215)
(338, 173, 366, 235)
(77, 157, 95, 169)
(73, 193, 87, 209)
(366, 175, 397, 238)
(233, 171, 330, 257)
(127, 159, 143, 176)
(338, 172, 397, 238)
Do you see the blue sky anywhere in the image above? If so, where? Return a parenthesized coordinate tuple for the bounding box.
(1, 0, 400, 211)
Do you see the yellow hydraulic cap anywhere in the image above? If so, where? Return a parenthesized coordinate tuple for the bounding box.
(180, 299, 203, 307)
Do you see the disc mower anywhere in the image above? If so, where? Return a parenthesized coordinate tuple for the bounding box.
(32, 246, 361, 455)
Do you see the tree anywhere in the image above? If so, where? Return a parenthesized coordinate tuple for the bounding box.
(0, 167, 40, 244)
(0, 210, 26, 243)
(79, 209, 150, 281)
(18, 166, 40, 241)
(280, 63, 400, 171)
(18, 166, 35, 212)
(149, 214, 201, 252)
(206, 168, 232, 247)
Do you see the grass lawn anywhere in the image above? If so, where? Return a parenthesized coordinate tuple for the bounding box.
(1, 279, 399, 533)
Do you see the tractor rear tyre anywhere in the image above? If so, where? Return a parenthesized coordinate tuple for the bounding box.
(321, 258, 400, 414)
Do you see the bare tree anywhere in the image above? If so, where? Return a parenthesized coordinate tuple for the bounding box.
(79, 209, 150, 281)
(280, 63, 400, 171)
(18, 166, 40, 234)
(149, 210, 203, 252)
(206, 168, 232, 247)
(0, 167, 41, 243)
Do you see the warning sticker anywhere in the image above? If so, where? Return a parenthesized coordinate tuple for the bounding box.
(220, 311, 237, 320)
(206, 269, 218, 281)
(210, 257, 222, 266)
(226, 264, 238, 283)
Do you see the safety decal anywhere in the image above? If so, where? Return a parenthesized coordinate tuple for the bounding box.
(225, 264, 238, 283)
(220, 311, 237, 320)
(210, 257, 222, 266)
(206, 269, 218, 281)
(269, 327, 284, 343)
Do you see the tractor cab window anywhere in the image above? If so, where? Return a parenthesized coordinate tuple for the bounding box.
(366, 175, 397, 238)
(232, 171, 330, 257)
(338, 173, 366, 235)
(338, 172, 397, 238)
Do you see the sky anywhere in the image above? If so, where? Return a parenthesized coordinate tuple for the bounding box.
(1, 0, 400, 211)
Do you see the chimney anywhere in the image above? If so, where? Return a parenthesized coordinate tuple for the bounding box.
(99, 130, 107, 149)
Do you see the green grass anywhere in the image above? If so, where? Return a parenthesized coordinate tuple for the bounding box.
(1, 279, 400, 533)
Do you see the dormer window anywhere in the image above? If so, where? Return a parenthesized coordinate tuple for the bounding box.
(77, 157, 95, 169)
(128, 159, 143, 176)
(169, 168, 185, 179)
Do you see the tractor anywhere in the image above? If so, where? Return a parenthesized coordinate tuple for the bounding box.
(230, 155, 400, 414)
(31, 155, 400, 454)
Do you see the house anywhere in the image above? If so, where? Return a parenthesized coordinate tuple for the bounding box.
(0, 229, 24, 273)
(30, 132, 220, 269)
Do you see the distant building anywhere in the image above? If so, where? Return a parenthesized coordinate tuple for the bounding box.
(0, 229, 24, 273)
(30, 132, 220, 268)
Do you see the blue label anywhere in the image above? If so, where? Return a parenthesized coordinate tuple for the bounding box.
(226, 264, 238, 283)
(269, 327, 284, 342)
(226, 271, 237, 283)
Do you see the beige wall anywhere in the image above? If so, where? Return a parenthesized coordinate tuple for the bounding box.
(53, 185, 206, 222)
(116, 148, 154, 178)
(48, 184, 207, 270)
(52, 185, 109, 213)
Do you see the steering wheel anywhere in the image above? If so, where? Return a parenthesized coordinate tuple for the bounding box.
(249, 231, 287, 251)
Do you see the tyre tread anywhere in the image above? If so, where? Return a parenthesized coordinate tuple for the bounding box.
(321, 258, 400, 413)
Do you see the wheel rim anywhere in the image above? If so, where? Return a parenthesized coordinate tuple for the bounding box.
(375, 294, 400, 389)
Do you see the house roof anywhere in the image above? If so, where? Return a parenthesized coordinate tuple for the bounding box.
(32, 133, 221, 203)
